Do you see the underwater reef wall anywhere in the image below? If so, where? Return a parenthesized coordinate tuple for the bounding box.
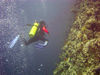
(54, 0, 100, 75)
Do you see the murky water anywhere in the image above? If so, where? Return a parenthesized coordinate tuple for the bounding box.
(0, 0, 75, 75)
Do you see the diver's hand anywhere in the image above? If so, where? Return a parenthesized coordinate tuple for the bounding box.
(47, 32, 50, 36)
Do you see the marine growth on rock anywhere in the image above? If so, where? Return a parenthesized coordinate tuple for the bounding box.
(54, 0, 100, 75)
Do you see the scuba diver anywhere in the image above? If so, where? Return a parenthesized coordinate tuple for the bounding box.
(21, 20, 49, 48)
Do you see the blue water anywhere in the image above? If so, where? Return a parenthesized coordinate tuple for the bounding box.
(0, 0, 75, 75)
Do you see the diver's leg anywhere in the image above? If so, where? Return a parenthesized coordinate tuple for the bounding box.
(22, 38, 28, 45)
(40, 37, 48, 42)
(25, 37, 39, 45)
(20, 33, 40, 45)
(20, 34, 28, 45)
(36, 37, 48, 47)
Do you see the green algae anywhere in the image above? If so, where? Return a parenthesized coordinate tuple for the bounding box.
(54, 0, 100, 75)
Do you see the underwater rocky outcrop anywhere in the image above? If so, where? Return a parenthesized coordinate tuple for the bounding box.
(54, 0, 100, 75)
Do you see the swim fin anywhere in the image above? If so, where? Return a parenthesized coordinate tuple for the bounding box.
(9, 35, 20, 48)
(34, 41, 48, 48)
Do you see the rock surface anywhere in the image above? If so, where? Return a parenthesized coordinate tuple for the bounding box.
(54, 0, 100, 75)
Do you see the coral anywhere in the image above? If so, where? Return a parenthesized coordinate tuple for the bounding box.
(54, 0, 100, 75)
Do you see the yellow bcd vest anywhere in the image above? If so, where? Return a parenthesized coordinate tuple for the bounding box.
(29, 22, 39, 38)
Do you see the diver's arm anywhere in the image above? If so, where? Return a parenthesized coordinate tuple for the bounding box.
(27, 24, 32, 26)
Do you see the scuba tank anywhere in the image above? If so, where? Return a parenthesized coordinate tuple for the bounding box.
(29, 21, 39, 38)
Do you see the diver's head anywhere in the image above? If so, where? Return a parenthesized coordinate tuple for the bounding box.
(39, 21, 46, 26)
